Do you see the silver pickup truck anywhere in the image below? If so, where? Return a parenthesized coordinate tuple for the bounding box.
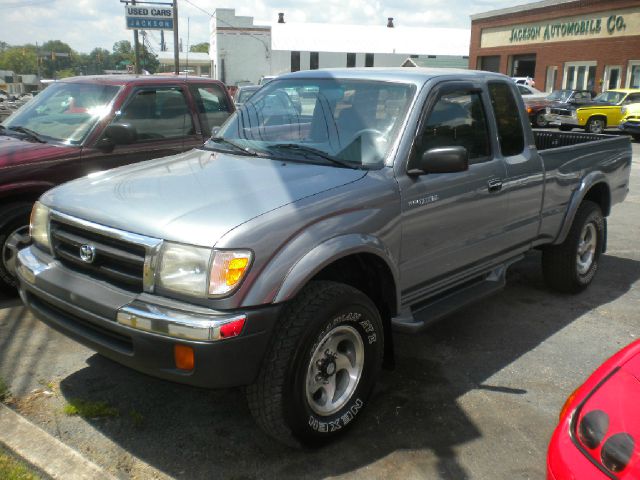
(15, 69, 631, 447)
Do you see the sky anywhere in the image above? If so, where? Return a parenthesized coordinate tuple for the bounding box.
(0, 0, 528, 54)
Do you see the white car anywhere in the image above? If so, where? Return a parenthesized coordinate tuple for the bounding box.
(516, 84, 547, 100)
(512, 76, 536, 87)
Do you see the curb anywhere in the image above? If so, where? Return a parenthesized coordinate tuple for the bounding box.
(0, 403, 118, 480)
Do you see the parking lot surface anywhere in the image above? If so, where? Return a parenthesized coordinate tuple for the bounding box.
(0, 142, 638, 480)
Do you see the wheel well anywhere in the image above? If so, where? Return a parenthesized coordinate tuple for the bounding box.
(0, 192, 42, 210)
(587, 115, 607, 126)
(583, 182, 611, 216)
(312, 253, 398, 367)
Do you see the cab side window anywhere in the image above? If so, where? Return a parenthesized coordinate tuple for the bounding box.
(413, 89, 490, 166)
(190, 84, 232, 132)
(488, 82, 525, 157)
(114, 87, 194, 141)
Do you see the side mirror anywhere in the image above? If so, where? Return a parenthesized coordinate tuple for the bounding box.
(211, 126, 221, 138)
(105, 123, 137, 145)
(408, 146, 469, 176)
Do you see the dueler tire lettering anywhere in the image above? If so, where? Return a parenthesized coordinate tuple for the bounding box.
(246, 281, 384, 447)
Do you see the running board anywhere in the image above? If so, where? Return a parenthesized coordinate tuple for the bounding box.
(392, 264, 508, 334)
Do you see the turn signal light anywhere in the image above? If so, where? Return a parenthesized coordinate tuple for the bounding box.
(559, 387, 579, 420)
(226, 257, 249, 286)
(174, 344, 195, 371)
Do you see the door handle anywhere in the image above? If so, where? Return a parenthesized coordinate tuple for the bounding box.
(487, 179, 503, 192)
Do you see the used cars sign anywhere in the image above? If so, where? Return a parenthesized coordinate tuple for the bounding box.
(125, 6, 173, 30)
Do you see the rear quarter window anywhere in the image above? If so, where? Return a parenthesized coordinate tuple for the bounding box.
(488, 82, 525, 157)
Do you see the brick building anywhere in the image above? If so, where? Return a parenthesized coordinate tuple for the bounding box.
(470, 0, 640, 93)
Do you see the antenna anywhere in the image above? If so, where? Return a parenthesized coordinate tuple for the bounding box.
(185, 16, 190, 78)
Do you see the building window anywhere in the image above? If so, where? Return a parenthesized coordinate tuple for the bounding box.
(627, 61, 640, 88)
(604, 66, 621, 91)
(310, 52, 319, 70)
(563, 61, 596, 91)
(346, 53, 356, 68)
(545, 66, 558, 92)
(365, 53, 374, 67)
(477, 55, 500, 73)
(291, 51, 300, 72)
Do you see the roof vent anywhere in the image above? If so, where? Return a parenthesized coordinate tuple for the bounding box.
(387, 17, 394, 28)
(278, 13, 285, 23)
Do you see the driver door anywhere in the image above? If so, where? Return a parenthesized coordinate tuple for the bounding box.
(397, 82, 509, 296)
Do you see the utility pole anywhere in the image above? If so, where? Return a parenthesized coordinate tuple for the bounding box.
(132, 0, 141, 74)
(173, 0, 179, 74)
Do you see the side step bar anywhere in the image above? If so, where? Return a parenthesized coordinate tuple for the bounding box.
(391, 264, 509, 334)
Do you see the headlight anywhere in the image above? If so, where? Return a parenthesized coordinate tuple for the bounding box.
(621, 106, 627, 115)
(572, 109, 577, 118)
(29, 201, 51, 252)
(209, 250, 252, 296)
(157, 242, 212, 297)
(157, 244, 253, 298)
(545, 106, 550, 114)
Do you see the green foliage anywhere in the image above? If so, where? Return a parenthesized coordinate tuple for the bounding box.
(63, 398, 118, 418)
(0, 47, 38, 75)
(190, 42, 209, 53)
(0, 447, 41, 480)
(0, 39, 160, 77)
(0, 377, 9, 402)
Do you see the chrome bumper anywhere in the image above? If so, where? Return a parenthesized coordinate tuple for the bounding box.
(17, 247, 246, 342)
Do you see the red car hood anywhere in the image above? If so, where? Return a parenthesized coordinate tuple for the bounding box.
(0, 134, 79, 169)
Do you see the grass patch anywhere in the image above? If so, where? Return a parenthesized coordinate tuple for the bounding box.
(0, 377, 10, 402)
(63, 398, 118, 419)
(129, 410, 144, 428)
(0, 447, 42, 480)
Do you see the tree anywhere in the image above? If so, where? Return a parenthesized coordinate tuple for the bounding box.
(0, 46, 37, 74)
(85, 48, 115, 75)
(0, 41, 10, 53)
(40, 40, 75, 78)
(112, 39, 159, 74)
(190, 42, 209, 53)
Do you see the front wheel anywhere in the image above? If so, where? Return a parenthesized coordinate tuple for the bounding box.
(586, 117, 605, 134)
(542, 200, 604, 293)
(534, 112, 548, 128)
(247, 281, 384, 447)
(0, 202, 33, 294)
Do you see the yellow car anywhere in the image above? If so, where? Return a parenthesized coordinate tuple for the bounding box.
(618, 102, 640, 141)
(548, 88, 640, 134)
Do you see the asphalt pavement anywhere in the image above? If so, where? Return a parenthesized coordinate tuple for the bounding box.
(0, 141, 639, 480)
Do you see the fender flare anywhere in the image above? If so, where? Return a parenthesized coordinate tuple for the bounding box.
(553, 171, 609, 245)
(272, 233, 401, 314)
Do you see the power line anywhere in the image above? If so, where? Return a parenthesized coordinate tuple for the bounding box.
(0, 0, 51, 9)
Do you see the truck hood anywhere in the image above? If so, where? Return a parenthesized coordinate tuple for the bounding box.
(0, 134, 79, 168)
(42, 148, 367, 247)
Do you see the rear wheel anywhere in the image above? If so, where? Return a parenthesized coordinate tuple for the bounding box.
(0, 202, 32, 294)
(247, 281, 384, 447)
(586, 117, 605, 134)
(542, 200, 604, 293)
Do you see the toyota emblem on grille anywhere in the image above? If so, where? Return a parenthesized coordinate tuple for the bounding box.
(79, 244, 97, 263)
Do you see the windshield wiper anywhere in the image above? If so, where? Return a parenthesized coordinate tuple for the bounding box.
(209, 137, 258, 156)
(8, 126, 46, 143)
(268, 143, 360, 169)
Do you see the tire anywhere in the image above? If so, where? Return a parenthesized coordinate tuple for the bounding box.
(534, 111, 548, 128)
(542, 200, 604, 294)
(247, 281, 384, 447)
(0, 202, 33, 294)
(559, 125, 573, 132)
(585, 117, 605, 134)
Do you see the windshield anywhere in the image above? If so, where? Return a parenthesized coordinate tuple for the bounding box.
(593, 91, 626, 104)
(1, 82, 120, 144)
(208, 78, 415, 168)
(546, 90, 572, 102)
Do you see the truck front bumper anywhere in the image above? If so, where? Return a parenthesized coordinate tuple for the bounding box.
(547, 114, 578, 126)
(16, 246, 281, 389)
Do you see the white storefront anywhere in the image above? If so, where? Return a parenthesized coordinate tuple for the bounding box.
(209, 9, 470, 86)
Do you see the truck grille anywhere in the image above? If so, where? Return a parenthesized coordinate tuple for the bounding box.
(550, 107, 571, 116)
(50, 219, 146, 292)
